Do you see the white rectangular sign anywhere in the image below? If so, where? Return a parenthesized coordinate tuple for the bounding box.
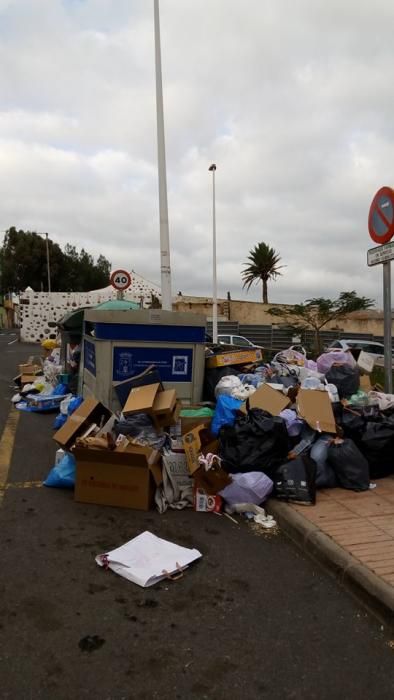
(367, 241, 394, 266)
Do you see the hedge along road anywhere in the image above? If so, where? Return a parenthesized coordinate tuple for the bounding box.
(1, 334, 394, 700)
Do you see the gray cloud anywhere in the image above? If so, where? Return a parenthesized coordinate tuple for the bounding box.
(0, 0, 392, 306)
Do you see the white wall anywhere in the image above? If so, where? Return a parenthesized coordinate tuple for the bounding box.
(19, 273, 161, 343)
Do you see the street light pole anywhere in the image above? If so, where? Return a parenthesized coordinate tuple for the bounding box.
(209, 164, 218, 344)
(37, 232, 51, 292)
(153, 0, 172, 311)
(45, 232, 51, 294)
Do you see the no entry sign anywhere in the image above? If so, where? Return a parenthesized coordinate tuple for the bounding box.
(110, 269, 132, 291)
(368, 186, 394, 244)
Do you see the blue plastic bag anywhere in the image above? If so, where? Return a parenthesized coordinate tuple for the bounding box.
(52, 395, 83, 430)
(211, 395, 243, 436)
(44, 453, 76, 489)
(52, 383, 69, 396)
(67, 396, 83, 414)
(53, 413, 67, 430)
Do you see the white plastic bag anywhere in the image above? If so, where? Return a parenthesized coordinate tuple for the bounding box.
(214, 375, 243, 398)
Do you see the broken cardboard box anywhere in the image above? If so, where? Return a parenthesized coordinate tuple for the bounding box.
(74, 442, 162, 510)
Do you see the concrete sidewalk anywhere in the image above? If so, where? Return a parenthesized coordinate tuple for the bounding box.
(267, 477, 394, 625)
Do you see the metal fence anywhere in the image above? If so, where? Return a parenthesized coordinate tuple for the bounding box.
(206, 320, 384, 353)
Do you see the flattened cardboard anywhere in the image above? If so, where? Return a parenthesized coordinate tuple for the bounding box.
(123, 383, 161, 416)
(206, 348, 263, 369)
(54, 397, 111, 449)
(296, 389, 336, 434)
(182, 424, 219, 475)
(240, 384, 290, 416)
(74, 444, 162, 510)
(357, 351, 375, 374)
(162, 450, 192, 494)
(153, 389, 177, 415)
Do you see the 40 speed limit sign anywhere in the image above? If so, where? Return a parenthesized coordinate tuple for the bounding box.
(110, 269, 132, 291)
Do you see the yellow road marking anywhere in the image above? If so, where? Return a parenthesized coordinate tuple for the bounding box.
(0, 407, 20, 506)
(0, 480, 43, 490)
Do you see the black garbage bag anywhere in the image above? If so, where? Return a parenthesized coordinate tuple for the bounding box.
(273, 455, 317, 505)
(310, 436, 337, 488)
(274, 374, 299, 389)
(340, 409, 365, 446)
(360, 421, 394, 479)
(219, 408, 289, 476)
(326, 365, 360, 399)
(327, 438, 369, 491)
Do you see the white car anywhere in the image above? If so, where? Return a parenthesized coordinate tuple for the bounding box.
(217, 334, 263, 349)
(325, 339, 393, 363)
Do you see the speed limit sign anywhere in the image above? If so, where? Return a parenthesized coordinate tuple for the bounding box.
(110, 269, 132, 291)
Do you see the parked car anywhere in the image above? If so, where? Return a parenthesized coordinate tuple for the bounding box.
(325, 338, 393, 362)
(217, 334, 263, 349)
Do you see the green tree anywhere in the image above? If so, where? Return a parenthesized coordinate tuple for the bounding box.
(241, 242, 284, 304)
(0, 227, 111, 293)
(268, 291, 374, 354)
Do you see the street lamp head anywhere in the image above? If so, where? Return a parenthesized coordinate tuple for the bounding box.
(208, 164, 216, 171)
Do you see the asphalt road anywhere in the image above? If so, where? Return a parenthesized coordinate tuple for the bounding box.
(1, 332, 394, 700)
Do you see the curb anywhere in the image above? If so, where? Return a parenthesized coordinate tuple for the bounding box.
(267, 499, 394, 628)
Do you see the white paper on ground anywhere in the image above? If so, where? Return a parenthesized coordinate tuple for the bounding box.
(95, 531, 202, 588)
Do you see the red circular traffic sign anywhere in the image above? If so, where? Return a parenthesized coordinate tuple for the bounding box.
(110, 269, 132, 291)
(368, 186, 394, 244)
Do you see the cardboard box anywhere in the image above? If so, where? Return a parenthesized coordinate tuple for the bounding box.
(53, 397, 112, 450)
(296, 389, 336, 434)
(360, 374, 372, 392)
(194, 487, 222, 512)
(123, 383, 161, 416)
(19, 363, 41, 375)
(206, 348, 263, 369)
(240, 384, 290, 416)
(180, 407, 213, 435)
(114, 365, 163, 408)
(21, 374, 40, 385)
(74, 444, 162, 510)
(155, 400, 181, 429)
(182, 424, 219, 475)
(153, 389, 177, 415)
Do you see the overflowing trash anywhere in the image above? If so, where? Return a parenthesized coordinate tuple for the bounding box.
(12, 338, 394, 531)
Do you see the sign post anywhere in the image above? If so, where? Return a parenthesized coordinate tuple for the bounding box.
(110, 269, 132, 300)
(368, 186, 394, 393)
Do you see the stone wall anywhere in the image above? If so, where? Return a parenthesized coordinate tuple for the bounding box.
(19, 272, 161, 343)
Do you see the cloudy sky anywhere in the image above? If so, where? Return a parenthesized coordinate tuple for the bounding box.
(0, 0, 393, 306)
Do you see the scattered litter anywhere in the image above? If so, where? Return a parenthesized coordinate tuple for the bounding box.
(225, 503, 277, 529)
(78, 635, 105, 653)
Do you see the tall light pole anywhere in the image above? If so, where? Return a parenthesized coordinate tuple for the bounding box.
(37, 232, 51, 293)
(45, 232, 51, 293)
(154, 0, 172, 311)
(209, 164, 218, 343)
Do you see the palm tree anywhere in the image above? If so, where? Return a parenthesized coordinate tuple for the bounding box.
(241, 242, 284, 304)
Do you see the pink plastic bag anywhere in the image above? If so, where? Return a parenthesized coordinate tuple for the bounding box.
(316, 351, 356, 374)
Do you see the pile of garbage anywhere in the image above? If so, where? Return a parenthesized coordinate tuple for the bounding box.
(13, 342, 394, 517)
(11, 340, 69, 412)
